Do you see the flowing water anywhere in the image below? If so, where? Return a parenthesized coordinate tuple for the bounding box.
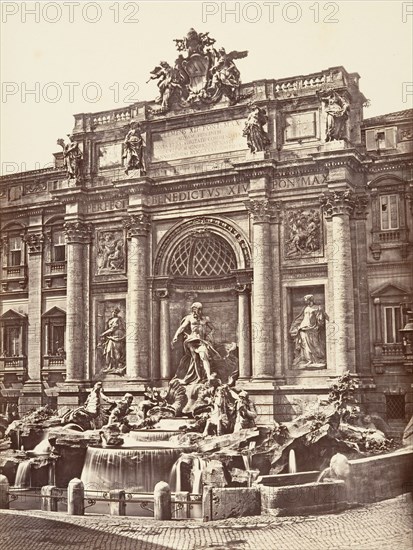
(288, 449, 297, 474)
(14, 460, 32, 488)
(81, 443, 181, 492)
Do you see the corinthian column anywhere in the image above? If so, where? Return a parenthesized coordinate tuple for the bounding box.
(64, 220, 92, 382)
(235, 283, 252, 379)
(24, 232, 44, 383)
(245, 199, 276, 378)
(123, 213, 150, 380)
(320, 189, 356, 373)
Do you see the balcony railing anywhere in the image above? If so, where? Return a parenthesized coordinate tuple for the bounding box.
(381, 343, 404, 356)
(0, 356, 27, 380)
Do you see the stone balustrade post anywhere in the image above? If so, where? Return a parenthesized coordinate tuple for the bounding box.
(0, 475, 9, 509)
(109, 489, 126, 516)
(154, 481, 171, 520)
(123, 213, 151, 380)
(67, 478, 84, 515)
(41, 485, 59, 512)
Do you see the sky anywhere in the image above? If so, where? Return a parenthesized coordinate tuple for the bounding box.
(1, 0, 412, 173)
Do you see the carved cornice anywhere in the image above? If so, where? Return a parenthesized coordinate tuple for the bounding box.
(244, 199, 281, 223)
(319, 189, 356, 218)
(123, 213, 151, 238)
(63, 221, 93, 243)
(23, 232, 44, 254)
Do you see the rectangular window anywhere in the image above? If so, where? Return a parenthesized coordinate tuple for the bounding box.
(380, 195, 399, 230)
(51, 324, 65, 354)
(53, 231, 66, 262)
(9, 236, 22, 266)
(5, 326, 20, 356)
(386, 395, 405, 420)
(384, 306, 402, 343)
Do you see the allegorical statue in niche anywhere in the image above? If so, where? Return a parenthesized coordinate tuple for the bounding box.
(99, 307, 126, 374)
(57, 134, 83, 182)
(122, 121, 146, 175)
(290, 294, 326, 369)
(322, 92, 349, 141)
(97, 231, 125, 272)
(243, 103, 271, 153)
(172, 302, 217, 384)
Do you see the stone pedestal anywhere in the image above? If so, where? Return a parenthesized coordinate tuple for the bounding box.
(123, 213, 150, 380)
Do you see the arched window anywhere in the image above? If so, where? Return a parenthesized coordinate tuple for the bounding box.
(169, 234, 236, 277)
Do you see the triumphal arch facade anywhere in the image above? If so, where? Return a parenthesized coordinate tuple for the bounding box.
(1, 29, 412, 431)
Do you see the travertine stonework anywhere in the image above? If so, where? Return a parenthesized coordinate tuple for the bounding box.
(0, 59, 412, 431)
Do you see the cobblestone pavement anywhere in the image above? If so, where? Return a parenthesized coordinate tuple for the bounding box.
(0, 495, 412, 550)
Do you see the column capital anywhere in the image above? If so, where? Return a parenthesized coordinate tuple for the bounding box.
(244, 199, 281, 223)
(352, 194, 370, 220)
(23, 232, 44, 254)
(319, 189, 356, 218)
(64, 220, 93, 243)
(154, 289, 169, 299)
(235, 282, 251, 294)
(123, 213, 151, 238)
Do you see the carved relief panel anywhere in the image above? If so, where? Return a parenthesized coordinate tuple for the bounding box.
(283, 207, 323, 260)
(95, 229, 125, 275)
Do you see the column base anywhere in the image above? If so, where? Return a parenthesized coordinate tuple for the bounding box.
(56, 381, 90, 409)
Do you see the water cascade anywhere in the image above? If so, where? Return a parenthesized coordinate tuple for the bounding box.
(14, 460, 32, 488)
(81, 442, 181, 492)
(288, 449, 297, 474)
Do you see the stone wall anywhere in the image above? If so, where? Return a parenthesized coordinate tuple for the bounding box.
(348, 448, 413, 504)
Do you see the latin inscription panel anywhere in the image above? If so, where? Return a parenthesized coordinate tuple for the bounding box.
(152, 119, 247, 162)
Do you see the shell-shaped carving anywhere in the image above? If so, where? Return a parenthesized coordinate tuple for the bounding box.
(165, 379, 188, 416)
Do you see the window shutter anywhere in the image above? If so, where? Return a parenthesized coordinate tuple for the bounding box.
(384, 127, 397, 149)
(365, 129, 377, 150)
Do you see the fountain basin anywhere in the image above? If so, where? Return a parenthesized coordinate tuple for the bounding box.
(257, 471, 320, 486)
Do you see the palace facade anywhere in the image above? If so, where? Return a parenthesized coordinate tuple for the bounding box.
(1, 60, 412, 433)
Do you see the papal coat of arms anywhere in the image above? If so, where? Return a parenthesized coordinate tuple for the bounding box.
(148, 28, 248, 114)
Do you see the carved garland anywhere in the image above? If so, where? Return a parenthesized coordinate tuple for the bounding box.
(154, 216, 251, 276)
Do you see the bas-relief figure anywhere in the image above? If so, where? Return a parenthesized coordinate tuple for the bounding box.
(96, 231, 125, 273)
(148, 28, 248, 113)
(243, 103, 270, 153)
(321, 92, 349, 141)
(285, 208, 322, 258)
(57, 134, 83, 182)
(98, 306, 126, 375)
(290, 294, 327, 369)
(122, 121, 146, 175)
